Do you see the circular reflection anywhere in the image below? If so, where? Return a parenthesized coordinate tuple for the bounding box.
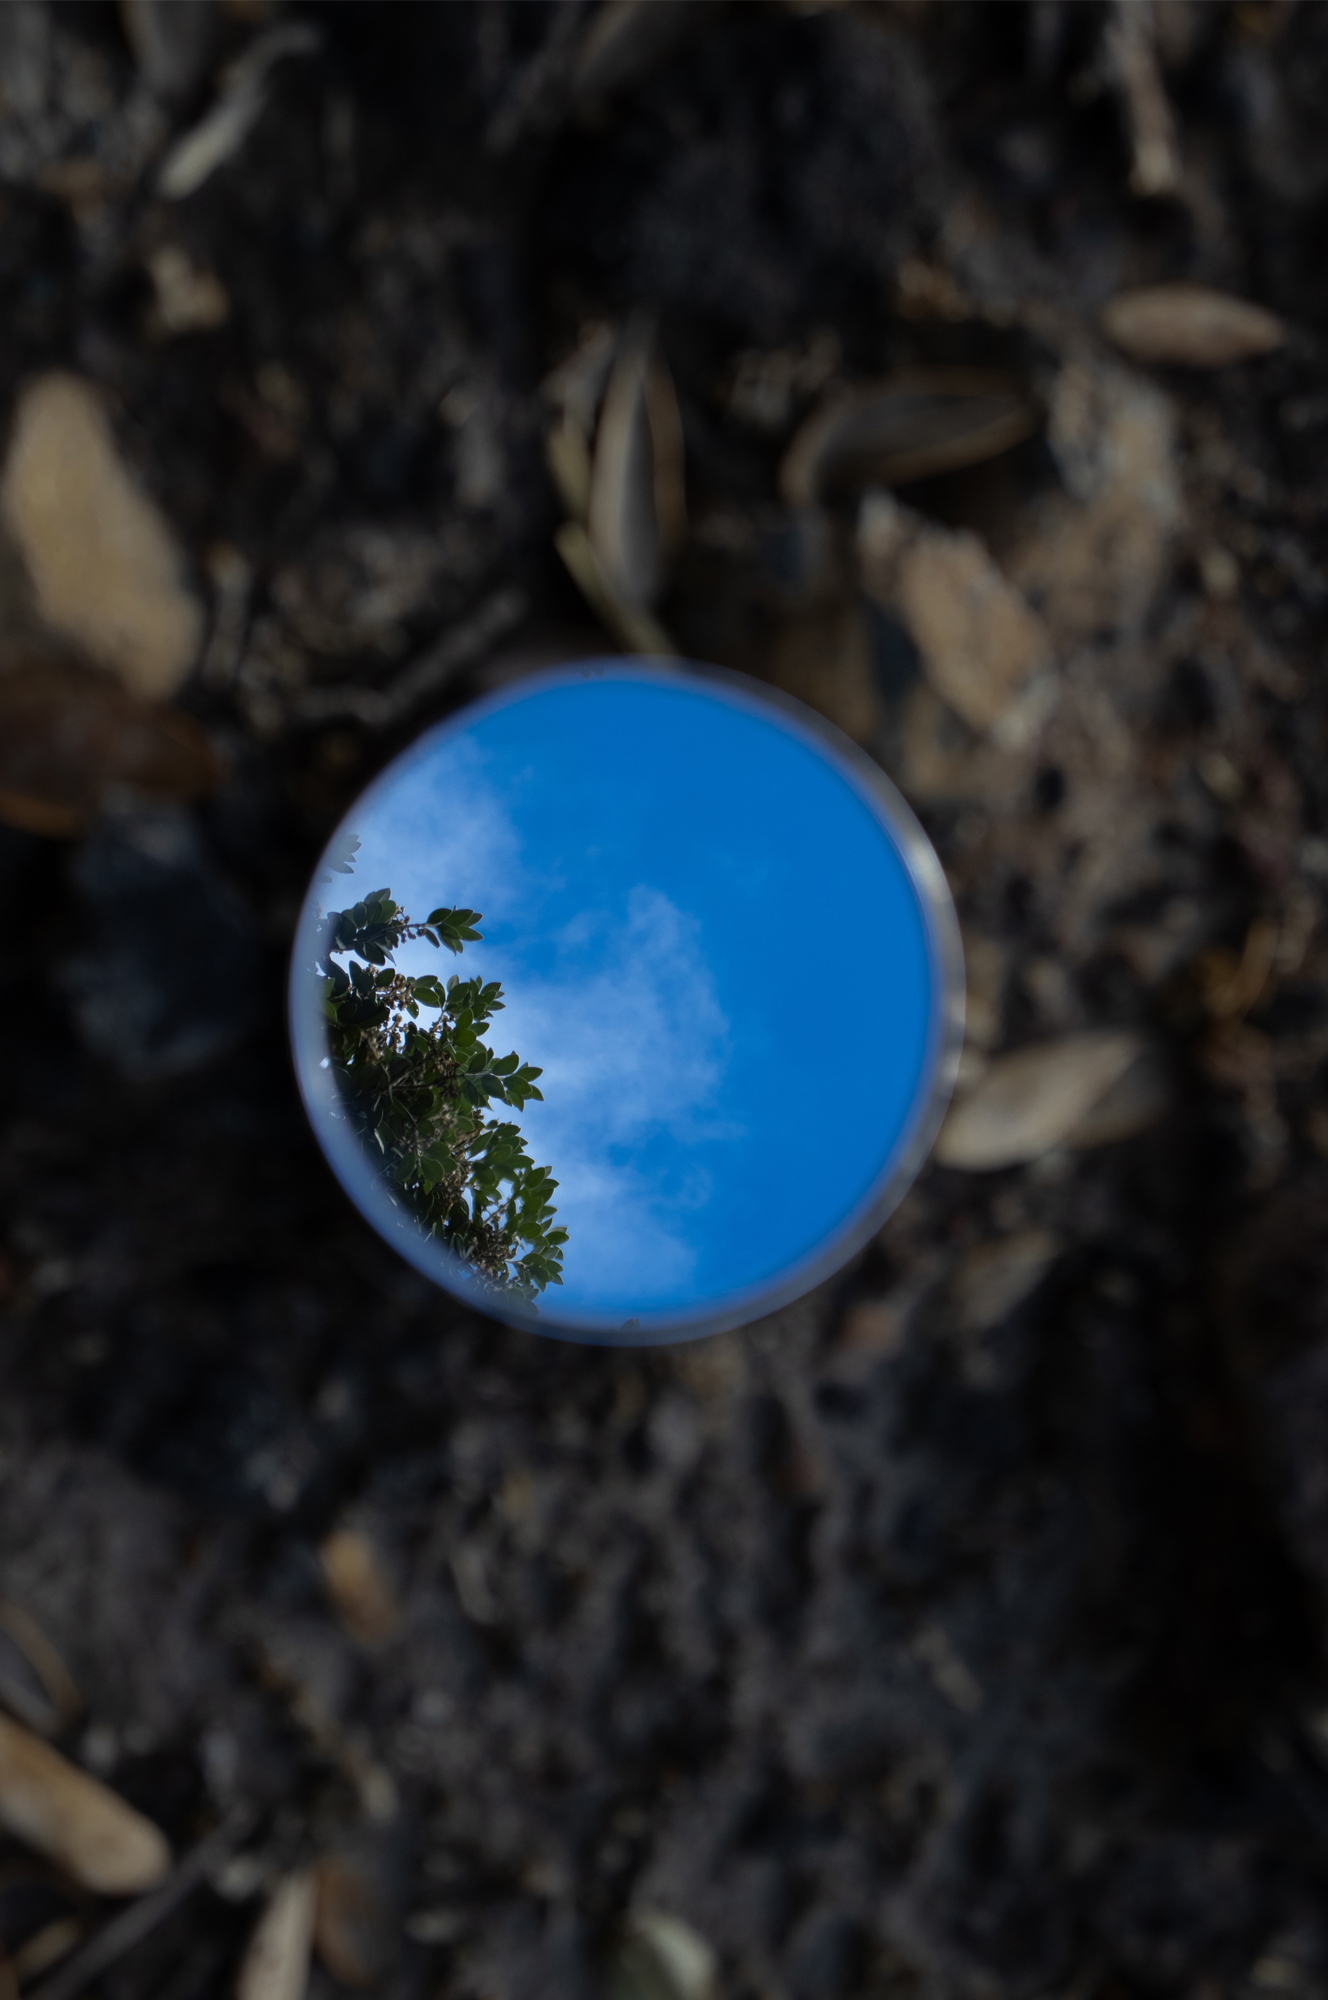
(290, 661, 962, 1344)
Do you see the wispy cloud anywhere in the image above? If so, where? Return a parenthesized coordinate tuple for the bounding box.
(345, 759, 736, 1310)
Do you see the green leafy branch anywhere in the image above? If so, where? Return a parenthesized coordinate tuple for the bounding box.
(315, 889, 566, 1302)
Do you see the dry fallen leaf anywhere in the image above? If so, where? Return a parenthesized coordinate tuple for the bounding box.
(0, 1712, 171, 1895)
(554, 523, 675, 657)
(313, 1852, 396, 1989)
(1, 374, 202, 700)
(1101, 284, 1286, 368)
(157, 26, 321, 202)
(319, 1529, 401, 1647)
(236, 1873, 317, 2000)
(0, 1600, 81, 1737)
(781, 370, 1038, 508)
(948, 1230, 1062, 1336)
(1003, 358, 1183, 644)
(609, 1909, 717, 2000)
(586, 328, 687, 612)
(0, 649, 222, 838)
(570, 0, 702, 111)
(763, 595, 880, 744)
(1103, 0, 1181, 197)
(119, 0, 219, 101)
(934, 1031, 1152, 1170)
(859, 493, 1051, 735)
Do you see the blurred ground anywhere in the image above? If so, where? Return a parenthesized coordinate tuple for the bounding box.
(3, 4, 1328, 1999)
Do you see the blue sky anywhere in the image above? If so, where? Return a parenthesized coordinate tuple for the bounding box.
(333, 670, 935, 1319)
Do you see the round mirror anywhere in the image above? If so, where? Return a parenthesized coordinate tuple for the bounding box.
(290, 661, 962, 1345)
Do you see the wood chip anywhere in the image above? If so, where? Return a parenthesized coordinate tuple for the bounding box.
(0, 1712, 171, 1896)
(1101, 284, 1287, 368)
(609, 1910, 717, 2000)
(313, 1853, 396, 1989)
(780, 370, 1038, 507)
(319, 1529, 401, 1648)
(934, 1031, 1149, 1170)
(859, 493, 1051, 734)
(236, 1874, 316, 2000)
(1, 375, 202, 700)
(0, 649, 222, 838)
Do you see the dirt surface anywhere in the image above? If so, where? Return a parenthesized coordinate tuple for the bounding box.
(4, 5, 1328, 1999)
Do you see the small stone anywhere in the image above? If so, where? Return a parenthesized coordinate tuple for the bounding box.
(935, 1031, 1150, 1170)
(146, 245, 230, 336)
(319, 1529, 402, 1647)
(1, 375, 202, 700)
(1102, 284, 1287, 369)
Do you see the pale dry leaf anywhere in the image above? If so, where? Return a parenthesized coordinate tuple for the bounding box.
(781, 370, 1038, 508)
(540, 321, 616, 437)
(1064, 1045, 1171, 1148)
(1003, 359, 1183, 644)
(10, 1915, 85, 1984)
(960, 933, 1007, 1052)
(0, 1712, 171, 1895)
(570, 0, 702, 110)
(610, 1909, 717, 2000)
(313, 1853, 396, 1989)
(1101, 284, 1286, 368)
(157, 25, 320, 201)
(934, 1031, 1148, 1170)
(1104, 0, 1181, 196)
(0, 1600, 80, 1737)
(0, 649, 222, 838)
(948, 1230, 1062, 1336)
(554, 523, 676, 657)
(319, 1529, 401, 1647)
(119, 0, 219, 100)
(763, 596, 880, 744)
(859, 493, 1051, 734)
(586, 330, 686, 610)
(146, 245, 230, 336)
(913, 1623, 984, 1714)
(236, 1873, 317, 2000)
(1, 375, 202, 699)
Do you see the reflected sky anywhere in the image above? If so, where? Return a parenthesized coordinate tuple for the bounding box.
(324, 669, 936, 1320)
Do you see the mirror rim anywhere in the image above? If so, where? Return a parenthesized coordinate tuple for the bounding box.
(289, 656, 964, 1345)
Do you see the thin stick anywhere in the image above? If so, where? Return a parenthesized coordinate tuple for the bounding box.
(28, 1807, 257, 2000)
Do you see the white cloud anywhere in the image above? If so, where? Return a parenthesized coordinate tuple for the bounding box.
(330, 758, 736, 1311)
(496, 886, 736, 1309)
